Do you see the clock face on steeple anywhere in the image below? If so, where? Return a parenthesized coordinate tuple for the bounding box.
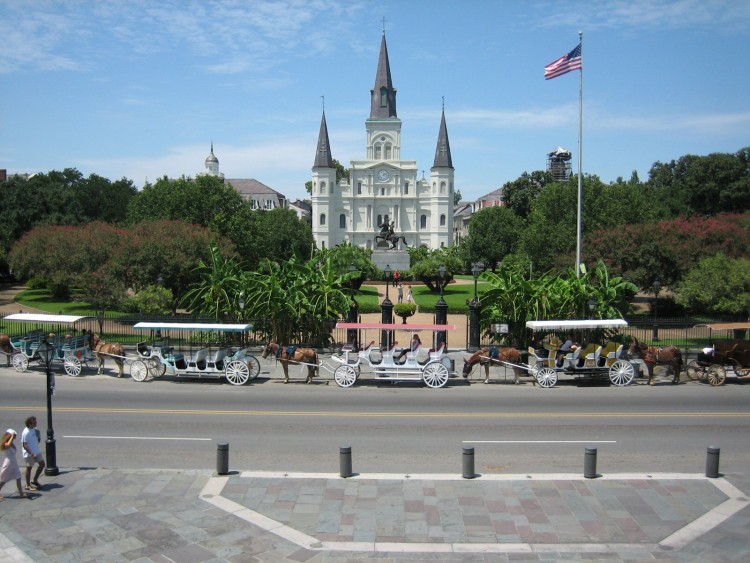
(377, 168, 390, 182)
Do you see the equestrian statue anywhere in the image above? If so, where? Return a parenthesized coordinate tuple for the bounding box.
(375, 220, 408, 249)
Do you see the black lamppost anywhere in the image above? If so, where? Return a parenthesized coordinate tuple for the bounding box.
(435, 265, 448, 348)
(588, 297, 596, 318)
(37, 339, 59, 476)
(238, 292, 246, 344)
(652, 279, 661, 341)
(347, 264, 359, 349)
(380, 265, 393, 347)
(467, 262, 483, 352)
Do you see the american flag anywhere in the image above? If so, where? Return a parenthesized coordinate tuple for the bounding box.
(545, 43, 582, 80)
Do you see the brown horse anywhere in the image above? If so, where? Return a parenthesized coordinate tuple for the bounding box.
(262, 342, 319, 384)
(0, 334, 13, 366)
(90, 333, 126, 378)
(628, 337, 682, 385)
(462, 346, 528, 384)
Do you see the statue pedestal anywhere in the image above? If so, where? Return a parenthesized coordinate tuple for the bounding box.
(372, 249, 409, 273)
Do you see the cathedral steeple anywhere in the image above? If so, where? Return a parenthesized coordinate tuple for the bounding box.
(313, 111, 334, 168)
(370, 33, 397, 119)
(432, 110, 453, 169)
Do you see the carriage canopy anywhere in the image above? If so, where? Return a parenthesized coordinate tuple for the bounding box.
(133, 322, 253, 332)
(4, 313, 91, 324)
(525, 319, 628, 331)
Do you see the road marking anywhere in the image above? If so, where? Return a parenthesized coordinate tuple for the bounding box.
(3, 406, 750, 418)
(63, 435, 211, 441)
(464, 440, 617, 444)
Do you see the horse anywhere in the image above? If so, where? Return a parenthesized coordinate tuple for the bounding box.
(462, 346, 528, 384)
(375, 231, 408, 249)
(90, 333, 126, 378)
(262, 342, 319, 384)
(628, 337, 682, 385)
(0, 334, 13, 366)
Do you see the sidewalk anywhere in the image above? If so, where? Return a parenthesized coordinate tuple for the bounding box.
(1, 467, 748, 561)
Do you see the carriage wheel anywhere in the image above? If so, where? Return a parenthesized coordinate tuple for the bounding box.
(729, 359, 750, 378)
(707, 364, 727, 386)
(528, 361, 544, 378)
(130, 360, 149, 382)
(63, 355, 82, 377)
(536, 367, 558, 388)
(609, 360, 635, 386)
(422, 361, 449, 388)
(148, 357, 166, 378)
(686, 360, 705, 381)
(334, 365, 357, 388)
(13, 354, 28, 372)
(225, 360, 250, 386)
(245, 355, 261, 380)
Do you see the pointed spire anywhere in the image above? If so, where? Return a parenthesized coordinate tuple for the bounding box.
(370, 33, 397, 119)
(313, 111, 334, 168)
(432, 110, 453, 168)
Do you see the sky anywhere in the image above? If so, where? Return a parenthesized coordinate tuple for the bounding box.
(1, 0, 749, 203)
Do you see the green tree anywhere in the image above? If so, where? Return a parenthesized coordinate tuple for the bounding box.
(500, 170, 554, 219)
(181, 242, 245, 322)
(675, 254, 750, 317)
(305, 159, 350, 194)
(464, 206, 523, 271)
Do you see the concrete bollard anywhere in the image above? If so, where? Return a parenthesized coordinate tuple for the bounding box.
(705, 446, 720, 478)
(584, 447, 597, 479)
(217, 442, 229, 475)
(340, 446, 352, 478)
(462, 446, 475, 479)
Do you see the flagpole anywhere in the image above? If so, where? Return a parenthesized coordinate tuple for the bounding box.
(576, 30, 583, 277)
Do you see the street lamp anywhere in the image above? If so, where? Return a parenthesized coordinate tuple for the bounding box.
(36, 339, 59, 476)
(380, 265, 393, 347)
(587, 298, 596, 317)
(383, 264, 392, 303)
(238, 292, 246, 314)
(435, 265, 448, 349)
(471, 262, 483, 302)
(468, 263, 484, 352)
(653, 279, 661, 341)
(348, 264, 359, 348)
(438, 265, 447, 301)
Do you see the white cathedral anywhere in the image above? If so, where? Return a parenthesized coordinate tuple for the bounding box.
(311, 33, 454, 250)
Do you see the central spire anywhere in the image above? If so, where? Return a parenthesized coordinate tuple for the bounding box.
(370, 33, 397, 119)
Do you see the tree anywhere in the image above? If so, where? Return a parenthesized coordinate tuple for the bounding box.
(409, 248, 463, 292)
(675, 254, 750, 317)
(500, 170, 554, 219)
(453, 189, 462, 206)
(464, 206, 523, 271)
(305, 159, 350, 194)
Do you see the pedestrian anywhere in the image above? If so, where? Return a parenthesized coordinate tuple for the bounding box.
(21, 416, 45, 491)
(397, 282, 403, 303)
(406, 285, 414, 304)
(0, 429, 27, 500)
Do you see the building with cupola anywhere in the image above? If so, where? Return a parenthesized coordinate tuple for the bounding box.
(311, 32, 454, 250)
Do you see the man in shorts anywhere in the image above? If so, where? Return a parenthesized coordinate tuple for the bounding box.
(21, 416, 45, 491)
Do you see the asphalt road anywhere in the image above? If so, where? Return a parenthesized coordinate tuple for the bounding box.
(2, 363, 749, 477)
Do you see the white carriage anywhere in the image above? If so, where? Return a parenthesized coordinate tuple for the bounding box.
(330, 322, 458, 388)
(131, 322, 260, 386)
(525, 319, 639, 388)
(2, 313, 95, 376)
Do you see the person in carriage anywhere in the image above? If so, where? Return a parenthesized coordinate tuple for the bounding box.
(396, 333, 421, 363)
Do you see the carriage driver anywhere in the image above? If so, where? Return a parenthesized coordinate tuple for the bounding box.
(556, 334, 579, 367)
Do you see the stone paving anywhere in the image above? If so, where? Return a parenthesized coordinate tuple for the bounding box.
(4, 466, 747, 562)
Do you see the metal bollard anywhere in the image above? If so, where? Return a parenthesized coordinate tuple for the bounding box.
(340, 446, 352, 478)
(705, 446, 720, 478)
(217, 442, 229, 475)
(462, 446, 475, 479)
(584, 447, 597, 479)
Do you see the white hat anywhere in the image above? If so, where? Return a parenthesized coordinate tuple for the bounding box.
(6, 428, 16, 435)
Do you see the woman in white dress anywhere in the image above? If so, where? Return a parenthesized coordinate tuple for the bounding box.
(0, 429, 27, 500)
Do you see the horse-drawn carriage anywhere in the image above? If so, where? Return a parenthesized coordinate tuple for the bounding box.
(0, 313, 95, 376)
(524, 319, 639, 387)
(131, 322, 261, 385)
(330, 322, 457, 388)
(687, 323, 750, 386)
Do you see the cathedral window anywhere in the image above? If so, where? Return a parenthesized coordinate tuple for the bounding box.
(320, 213, 326, 226)
(440, 214, 446, 227)
(385, 144, 392, 159)
(404, 182, 409, 194)
(380, 87, 388, 107)
(339, 214, 346, 228)
(381, 187, 385, 196)
(320, 181, 326, 194)
(374, 145, 381, 159)
(420, 214, 427, 229)
(440, 181, 446, 194)
(357, 182, 362, 195)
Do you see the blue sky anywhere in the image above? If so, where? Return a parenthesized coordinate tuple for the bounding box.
(1, 0, 749, 203)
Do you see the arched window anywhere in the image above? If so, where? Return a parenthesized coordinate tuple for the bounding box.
(440, 181, 446, 194)
(381, 187, 385, 196)
(357, 182, 362, 195)
(320, 213, 326, 226)
(404, 182, 409, 194)
(374, 145, 381, 159)
(339, 214, 346, 228)
(440, 214, 446, 227)
(420, 215, 427, 229)
(320, 181, 326, 194)
(385, 144, 392, 159)
(377, 214, 383, 227)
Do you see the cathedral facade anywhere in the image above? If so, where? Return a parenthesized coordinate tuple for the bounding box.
(311, 33, 454, 250)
